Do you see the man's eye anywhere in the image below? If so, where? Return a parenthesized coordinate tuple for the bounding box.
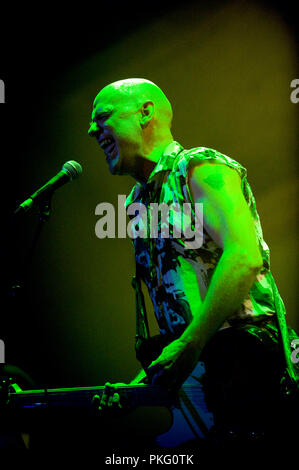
(96, 118, 107, 127)
(98, 113, 111, 122)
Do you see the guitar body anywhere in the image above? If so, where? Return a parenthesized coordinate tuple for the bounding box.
(155, 361, 214, 447)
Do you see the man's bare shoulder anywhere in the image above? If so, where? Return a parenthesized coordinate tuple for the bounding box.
(189, 159, 242, 200)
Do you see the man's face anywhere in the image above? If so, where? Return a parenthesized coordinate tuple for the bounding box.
(89, 89, 142, 175)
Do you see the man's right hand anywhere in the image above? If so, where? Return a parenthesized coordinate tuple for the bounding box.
(92, 382, 127, 415)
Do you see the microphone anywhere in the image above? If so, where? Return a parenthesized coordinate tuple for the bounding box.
(14, 160, 83, 214)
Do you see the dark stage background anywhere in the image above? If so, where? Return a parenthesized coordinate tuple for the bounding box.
(1, 0, 298, 396)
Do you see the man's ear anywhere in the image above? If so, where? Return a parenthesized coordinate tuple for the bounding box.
(140, 101, 154, 128)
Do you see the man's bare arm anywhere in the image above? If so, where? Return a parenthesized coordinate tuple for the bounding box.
(179, 161, 263, 349)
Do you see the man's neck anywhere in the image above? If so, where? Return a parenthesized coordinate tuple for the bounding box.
(132, 137, 174, 184)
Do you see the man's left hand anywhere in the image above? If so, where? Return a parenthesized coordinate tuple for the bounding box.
(147, 338, 201, 391)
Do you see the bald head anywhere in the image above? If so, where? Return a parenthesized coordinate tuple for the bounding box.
(90, 78, 173, 133)
(88, 78, 174, 179)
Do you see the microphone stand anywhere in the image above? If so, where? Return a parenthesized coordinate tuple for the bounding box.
(2, 195, 53, 392)
(23, 195, 52, 274)
(10, 193, 53, 298)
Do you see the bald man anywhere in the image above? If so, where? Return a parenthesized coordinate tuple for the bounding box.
(88, 79, 297, 449)
(88, 79, 173, 179)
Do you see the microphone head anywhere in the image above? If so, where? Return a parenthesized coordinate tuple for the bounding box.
(62, 160, 83, 180)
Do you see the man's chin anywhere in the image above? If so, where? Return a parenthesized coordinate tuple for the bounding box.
(107, 152, 131, 176)
(108, 157, 122, 175)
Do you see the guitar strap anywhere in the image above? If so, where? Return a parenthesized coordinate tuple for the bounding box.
(132, 169, 169, 366)
(267, 272, 299, 395)
(132, 262, 150, 362)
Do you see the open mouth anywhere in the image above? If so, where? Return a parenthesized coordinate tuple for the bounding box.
(99, 136, 114, 149)
(99, 136, 117, 159)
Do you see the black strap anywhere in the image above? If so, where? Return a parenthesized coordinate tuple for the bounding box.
(132, 261, 150, 359)
(131, 170, 168, 361)
(268, 272, 299, 393)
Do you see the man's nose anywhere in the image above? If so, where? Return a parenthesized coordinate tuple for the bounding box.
(88, 121, 102, 137)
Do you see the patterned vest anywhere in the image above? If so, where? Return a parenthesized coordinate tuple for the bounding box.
(126, 141, 282, 339)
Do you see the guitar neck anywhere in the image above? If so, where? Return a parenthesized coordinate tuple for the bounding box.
(8, 384, 172, 410)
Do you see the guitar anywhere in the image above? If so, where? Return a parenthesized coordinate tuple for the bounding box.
(4, 361, 214, 448)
